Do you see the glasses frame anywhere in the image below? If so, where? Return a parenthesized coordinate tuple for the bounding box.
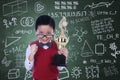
(36, 33, 54, 38)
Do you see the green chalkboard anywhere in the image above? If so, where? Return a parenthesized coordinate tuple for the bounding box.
(0, 0, 120, 80)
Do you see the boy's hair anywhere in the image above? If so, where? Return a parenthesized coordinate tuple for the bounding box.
(35, 15, 55, 31)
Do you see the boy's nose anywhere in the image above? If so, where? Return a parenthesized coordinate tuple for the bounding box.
(42, 35, 47, 38)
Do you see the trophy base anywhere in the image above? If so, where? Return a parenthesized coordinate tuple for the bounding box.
(52, 54, 66, 66)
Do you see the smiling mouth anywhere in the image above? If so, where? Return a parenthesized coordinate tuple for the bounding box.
(41, 39, 50, 43)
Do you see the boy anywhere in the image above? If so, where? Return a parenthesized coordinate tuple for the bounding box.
(25, 15, 68, 80)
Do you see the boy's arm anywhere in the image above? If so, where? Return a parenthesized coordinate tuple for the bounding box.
(25, 45, 34, 71)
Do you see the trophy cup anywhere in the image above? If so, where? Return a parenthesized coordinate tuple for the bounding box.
(52, 16, 69, 66)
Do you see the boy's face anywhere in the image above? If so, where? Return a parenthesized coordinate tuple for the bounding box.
(36, 25, 54, 44)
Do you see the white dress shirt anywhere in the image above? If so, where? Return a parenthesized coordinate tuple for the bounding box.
(24, 45, 64, 71)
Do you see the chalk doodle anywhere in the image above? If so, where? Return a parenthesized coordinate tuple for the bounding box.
(90, 59, 116, 64)
(54, 1, 79, 10)
(68, 52, 79, 62)
(24, 70, 33, 80)
(5, 36, 21, 48)
(91, 17, 114, 34)
(34, 1, 45, 14)
(59, 67, 69, 80)
(11, 17, 17, 25)
(109, 42, 120, 59)
(88, 10, 117, 17)
(48, 11, 87, 18)
(71, 66, 82, 79)
(8, 69, 20, 79)
(4, 45, 24, 56)
(3, 19, 9, 28)
(67, 45, 79, 62)
(96, 11, 117, 16)
(90, 59, 102, 64)
(15, 29, 32, 35)
(15, 53, 25, 68)
(95, 43, 105, 56)
(3, 18, 17, 28)
(104, 59, 116, 64)
(103, 65, 119, 77)
(96, 33, 119, 41)
(1, 56, 12, 67)
(20, 17, 34, 27)
(83, 60, 87, 64)
(72, 27, 87, 43)
(88, 10, 96, 17)
(81, 40, 94, 57)
(84, 1, 114, 9)
(85, 65, 99, 79)
(70, 17, 90, 24)
(3, 0, 28, 16)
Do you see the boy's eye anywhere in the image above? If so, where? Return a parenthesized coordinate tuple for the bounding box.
(37, 32, 43, 36)
(47, 32, 51, 34)
(39, 32, 43, 34)
(46, 32, 52, 36)
(39, 32, 43, 33)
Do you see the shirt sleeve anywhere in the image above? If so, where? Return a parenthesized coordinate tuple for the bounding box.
(24, 45, 34, 71)
(57, 66, 65, 70)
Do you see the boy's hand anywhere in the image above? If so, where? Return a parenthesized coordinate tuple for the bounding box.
(29, 44, 38, 61)
(30, 44, 38, 55)
(58, 48, 68, 57)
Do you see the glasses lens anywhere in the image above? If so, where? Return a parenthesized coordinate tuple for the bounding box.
(37, 33, 53, 38)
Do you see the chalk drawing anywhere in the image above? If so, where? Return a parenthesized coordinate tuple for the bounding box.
(15, 53, 25, 67)
(90, 59, 116, 64)
(24, 70, 33, 80)
(3, 19, 9, 28)
(48, 11, 87, 18)
(81, 40, 94, 57)
(103, 65, 119, 77)
(88, 11, 96, 17)
(67, 45, 79, 62)
(85, 65, 99, 79)
(59, 67, 69, 80)
(3, 0, 28, 16)
(95, 43, 105, 56)
(1, 56, 12, 67)
(68, 52, 78, 62)
(71, 66, 82, 79)
(15, 29, 32, 35)
(20, 17, 34, 27)
(3, 18, 17, 28)
(97, 11, 117, 16)
(96, 33, 119, 41)
(34, 1, 45, 14)
(54, 1, 79, 10)
(4, 44, 24, 56)
(83, 60, 87, 64)
(91, 17, 114, 34)
(72, 27, 87, 43)
(11, 17, 17, 26)
(70, 17, 90, 24)
(109, 42, 120, 59)
(8, 69, 20, 79)
(84, 1, 114, 9)
(5, 36, 21, 48)
(8, 21, 12, 26)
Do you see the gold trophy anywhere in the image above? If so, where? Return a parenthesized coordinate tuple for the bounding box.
(52, 16, 69, 66)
